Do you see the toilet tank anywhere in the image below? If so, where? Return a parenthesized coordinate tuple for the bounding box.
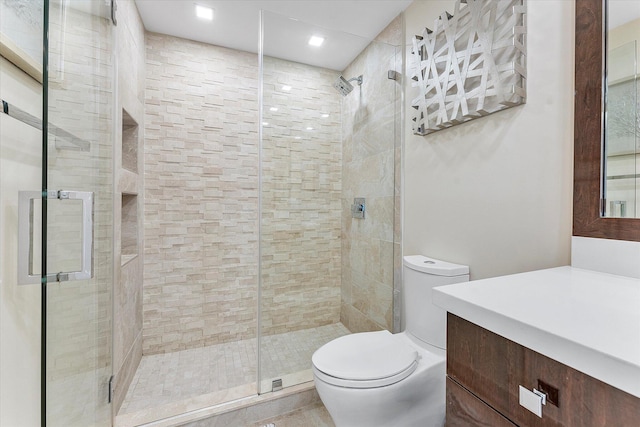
(403, 255, 469, 350)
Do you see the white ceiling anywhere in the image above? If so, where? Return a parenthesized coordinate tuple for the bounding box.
(134, 0, 412, 71)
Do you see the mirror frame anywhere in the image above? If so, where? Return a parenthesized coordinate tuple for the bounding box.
(574, 0, 640, 241)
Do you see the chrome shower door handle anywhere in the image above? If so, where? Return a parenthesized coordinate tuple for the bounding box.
(18, 190, 94, 285)
(58, 190, 95, 282)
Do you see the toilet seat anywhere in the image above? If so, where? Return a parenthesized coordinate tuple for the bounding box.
(312, 330, 419, 389)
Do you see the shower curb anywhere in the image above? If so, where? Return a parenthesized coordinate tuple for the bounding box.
(116, 382, 320, 427)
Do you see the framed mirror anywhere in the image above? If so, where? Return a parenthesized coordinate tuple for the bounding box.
(605, 0, 640, 219)
(574, 0, 640, 241)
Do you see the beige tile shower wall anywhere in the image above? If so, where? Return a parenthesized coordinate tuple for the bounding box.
(143, 34, 346, 352)
(143, 33, 260, 354)
(260, 57, 342, 335)
(340, 17, 402, 333)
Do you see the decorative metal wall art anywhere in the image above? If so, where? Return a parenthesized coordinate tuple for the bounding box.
(411, 0, 526, 135)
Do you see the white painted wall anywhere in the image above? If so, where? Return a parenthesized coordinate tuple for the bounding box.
(403, 0, 574, 280)
(0, 56, 41, 427)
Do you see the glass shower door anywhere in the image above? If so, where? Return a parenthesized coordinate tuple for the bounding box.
(43, 1, 114, 425)
(258, 11, 349, 394)
(258, 10, 402, 394)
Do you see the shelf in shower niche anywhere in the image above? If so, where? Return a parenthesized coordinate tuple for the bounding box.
(121, 254, 138, 267)
(118, 169, 139, 195)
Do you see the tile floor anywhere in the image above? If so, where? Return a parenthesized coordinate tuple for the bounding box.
(253, 402, 335, 427)
(119, 323, 350, 416)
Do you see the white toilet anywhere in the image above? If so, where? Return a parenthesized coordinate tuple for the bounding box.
(312, 255, 469, 427)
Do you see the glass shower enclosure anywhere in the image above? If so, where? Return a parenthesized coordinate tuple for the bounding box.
(3, 2, 401, 425)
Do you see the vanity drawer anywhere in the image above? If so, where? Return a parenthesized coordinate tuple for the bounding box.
(446, 313, 640, 426)
(447, 377, 517, 427)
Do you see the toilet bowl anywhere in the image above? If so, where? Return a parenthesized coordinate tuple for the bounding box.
(312, 255, 469, 427)
(313, 330, 446, 426)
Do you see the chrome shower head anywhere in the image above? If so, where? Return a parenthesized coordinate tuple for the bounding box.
(333, 75, 363, 96)
(334, 76, 354, 96)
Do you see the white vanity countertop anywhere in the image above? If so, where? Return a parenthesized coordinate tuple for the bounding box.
(433, 266, 640, 398)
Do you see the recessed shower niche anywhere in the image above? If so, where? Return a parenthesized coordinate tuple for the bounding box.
(113, 102, 144, 414)
(122, 109, 138, 173)
(120, 108, 139, 265)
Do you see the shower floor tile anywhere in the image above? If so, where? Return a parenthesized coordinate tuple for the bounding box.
(119, 323, 350, 416)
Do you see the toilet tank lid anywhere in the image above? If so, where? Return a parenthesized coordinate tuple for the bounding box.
(403, 255, 469, 276)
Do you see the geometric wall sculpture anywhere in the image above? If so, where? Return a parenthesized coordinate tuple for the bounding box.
(410, 0, 526, 135)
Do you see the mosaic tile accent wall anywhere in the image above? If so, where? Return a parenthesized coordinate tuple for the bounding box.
(143, 33, 260, 354)
(340, 16, 402, 333)
(143, 35, 344, 354)
(260, 57, 342, 335)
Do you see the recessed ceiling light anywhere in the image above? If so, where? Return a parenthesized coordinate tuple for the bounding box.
(321, 113, 329, 118)
(269, 107, 279, 112)
(294, 136, 302, 140)
(306, 127, 314, 131)
(308, 36, 325, 47)
(262, 122, 269, 126)
(195, 5, 213, 20)
(282, 85, 292, 91)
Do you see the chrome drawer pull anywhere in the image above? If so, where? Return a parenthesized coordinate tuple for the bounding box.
(519, 385, 546, 417)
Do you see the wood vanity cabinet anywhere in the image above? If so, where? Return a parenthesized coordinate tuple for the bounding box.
(445, 314, 640, 426)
